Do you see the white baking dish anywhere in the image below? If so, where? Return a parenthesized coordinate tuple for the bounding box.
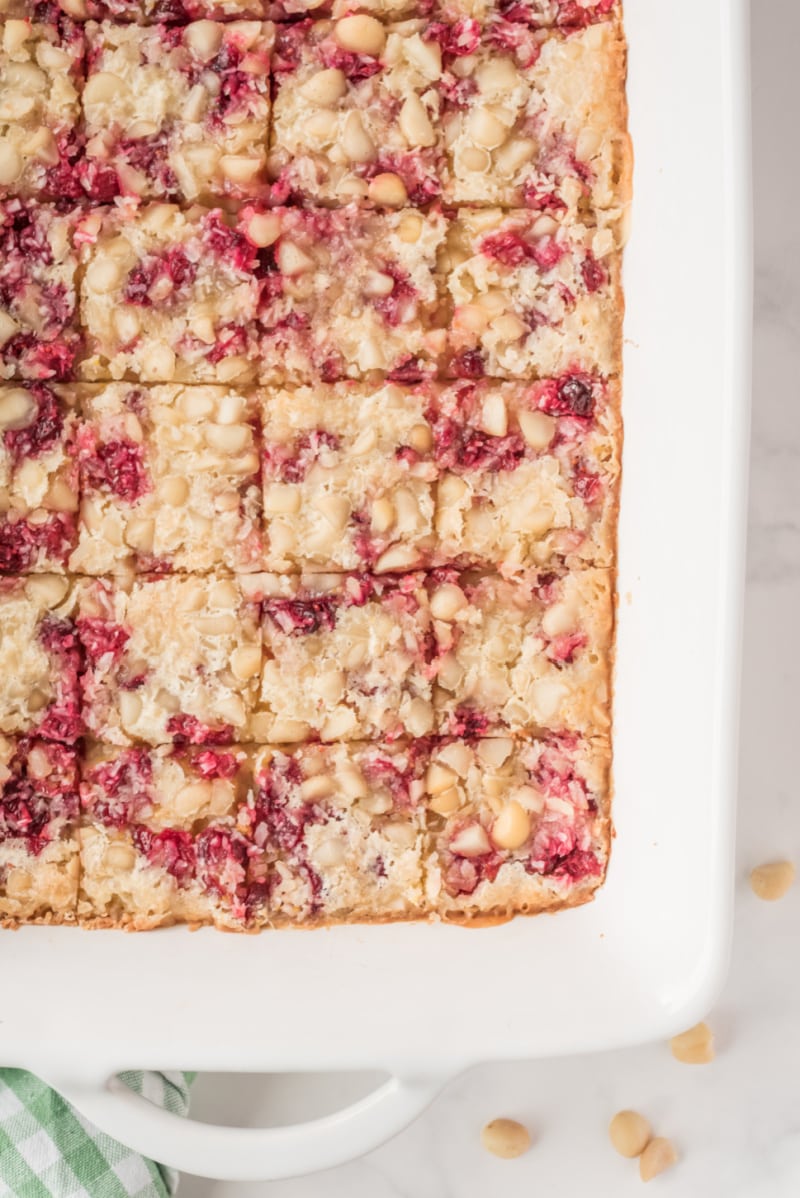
(0, 0, 752, 1181)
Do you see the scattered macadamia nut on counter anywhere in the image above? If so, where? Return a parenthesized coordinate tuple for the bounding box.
(750, 860, 795, 901)
(670, 1021, 714, 1065)
(639, 1137, 678, 1183)
(609, 1109, 652, 1159)
(480, 1117, 532, 1159)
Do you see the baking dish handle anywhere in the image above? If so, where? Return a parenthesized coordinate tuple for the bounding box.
(43, 1070, 446, 1181)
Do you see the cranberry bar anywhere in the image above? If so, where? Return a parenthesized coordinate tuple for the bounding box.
(270, 18, 446, 206)
(250, 571, 436, 743)
(0, 383, 79, 573)
(265, 1, 618, 22)
(261, 379, 436, 573)
(0, 735, 79, 923)
(428, 374, 620, 571)
(72, 382, 262, 574)
(0, 199, 81, 381)
(0, 575, 81, 743)
(255, 205, 448, 382)
(250, 742, 426, 923)
(446, 207, 621, 379)
(70, 0, 269, 18)
(79, 742, 261, 929)
(441, 19, 629, 217)
(0, 14, 84, 201)
(82, 20, 273, 204)
(79, 203, 264, 384)
(78, 573, 262, 745)
(432, 568, 612, 735)
(423, 731, 610, 916)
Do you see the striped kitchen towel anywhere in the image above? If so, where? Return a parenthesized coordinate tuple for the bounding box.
(0, 1070, 194, 1198)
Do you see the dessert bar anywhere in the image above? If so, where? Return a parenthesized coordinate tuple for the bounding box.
(82, 19, 273, 203)
(423, 730, 609, 916)
(72, 382, 263, 574)
(0, 574, 81, 743)
(0, 382, 79, 573)
(261, 378, 436, 573)
(446, 207, 621, 379)
(0, 734, 80, 923)
(0, 199, 81, 382)
(0, 13, 84, 201)
(79, 742, 259, 928)
(77, 573, 262, 745)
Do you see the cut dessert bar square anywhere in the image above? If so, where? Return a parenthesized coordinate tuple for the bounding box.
(0, 199, 81, 382)
(249, 571, 436, 743)
(255, 205, 448, 382)
(250, 566, 610, 742)
(445, 207, 621, 379)
(78, 573, 262, 745)
(82, 20, 273, 204)
(79, 742, 261, 929)
(0, 574, 81, 743)
(270, 18, 446, 207)
(79, 203, 264, 384)
(0, 14, 84, 201)
(261, 379, 436, 573)
(428, 373, 620, 571)
(441, 19, 629, 217)
(432, 568, 612, 735)
(250, 742, 426, 923)
(72, 382, 262, 574)
(0, 382, 79, 573)
(0, 735, 79, 924)
(422, 731, 610, 916)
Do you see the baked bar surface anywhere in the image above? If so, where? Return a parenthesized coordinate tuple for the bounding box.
(261, 379, 436, 573)
(250, 742, 426, 923)
(432, 567, 612, 735)
(424, 731, 610, 916)
(265, 0, 618, 23)
(79, 742, 261, 928)
(0, 574, 81, 743)
(428, 373, 620, 571)
(0, 382, 79, 573)
(0, 734, 79, 924)
(446, 207, 621, 379)
(82, 19, 274, 204)
(255, 205, 448, 382)
(79, 203, 264, 384)
(0, 199, 81, 382)
(0, 13, 84, 202)
(78, 573, 262, 745)
(270, 18, 446, 206)
(72, 382, 263, 574)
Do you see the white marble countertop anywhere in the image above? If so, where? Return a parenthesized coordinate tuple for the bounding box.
(182, 8, 799, 1195)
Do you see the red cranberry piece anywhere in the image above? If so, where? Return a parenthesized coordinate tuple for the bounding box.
(81, 437, 149, 503)
(446, 708, 491, 739)
(203, 211, 258, 273)
(546, 631, 588, 664)
(581, 254, 607, 293)
(263, 429, 340, 485)
(0, 513, 75, 573)
(85, 748, 154, 827)
(264, 596, 340, 637)
(547, 847, 601, 880)
(167, 714, 235, 747)
(369, 264, 418, 328)
(572, 464, 602, 503)
(78, 617, 130, 664)
(123, 248, 197, 307)
(451, 349, 485, 379)
(425, 18, 481, 57)
(192, 750, 240, 780)
(133, 825, 196, 883)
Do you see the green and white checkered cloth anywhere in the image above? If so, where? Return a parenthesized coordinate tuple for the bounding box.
(0, 1070, 194, 1198)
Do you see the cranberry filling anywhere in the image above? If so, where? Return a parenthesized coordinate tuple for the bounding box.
(123, 247, 197, 307)
(263, 429, 340, 485)
(430, 414, 526, 475)
(446, 708, 491, 740)
(3, 383, 64, 463)
(581, 254, 607, 293)
(0, 740, 79, 854)
(133, 824, 195, 883)
(264, 596, 339, 637)
(425, 18, 481, 57)
(166, 714, 235, 747)
(0, 514, 75, 574)
(535, 373, 596, 418)
(78, 617, 130, 664)
(80, 434, 149, 503)
(546, 631, 588, 664)
(480, 229, 565, 272)
(36, 615, 83, 743)
(192, 750, 239, 780)
(195, 825, 251, 899)
(369, 264, 418, 328)
(84, 748, 153, 827)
